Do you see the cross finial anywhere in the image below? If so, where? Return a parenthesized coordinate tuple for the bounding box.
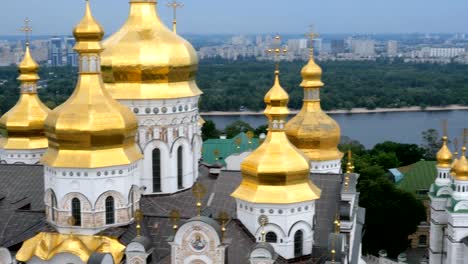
(166, 0, 184, 33)
(442, 120, 448, 138)
(463, 128, 468, 148)
(258, 215, 269, 242)
(454, 137, 459, 154)
(266, 34, 288, 73)
(20, 17, 32, 45)
(306, 25, 319, 57)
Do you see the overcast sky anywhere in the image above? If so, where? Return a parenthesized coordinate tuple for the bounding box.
(1, 0, 467, 36)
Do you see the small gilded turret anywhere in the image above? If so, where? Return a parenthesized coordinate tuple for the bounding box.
(0, 19, 50, 161)
(231, 68, 321, 204)
(437, 121, 453, 168)
(285, 30, 343, 173)
(42, 0, 142, 168)
(454, 146, 468, 181)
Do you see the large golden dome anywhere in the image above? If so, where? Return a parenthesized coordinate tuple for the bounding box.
(454, 147, 468, 181)
(0, 43, 50, 150)
(285, 52, 343, 161)
(41, 1, 142, 168)
(101, 0, 202, 100)
(231, 70, 321, 204)
(436, 136, 453, 168)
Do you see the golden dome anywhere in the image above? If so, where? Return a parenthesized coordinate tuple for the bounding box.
(285, 53, 343, 161)
(231, 70, 321, 204)
(454, 147, 468, 181)
(101, 0, 202, 100)
(436, 136, 453, 168)
(0, 43, 50, 150)
(41, 0, 142, 168)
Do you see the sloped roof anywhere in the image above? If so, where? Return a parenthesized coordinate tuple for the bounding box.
(397, 161, 437, 199)
(202, 132, 260, 165)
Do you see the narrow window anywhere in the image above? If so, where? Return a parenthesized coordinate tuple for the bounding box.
(105, 196, 115, 225)
(71, 198, 81, 226)
(152, 148, 161, 192)
(177, 146, 183, 189)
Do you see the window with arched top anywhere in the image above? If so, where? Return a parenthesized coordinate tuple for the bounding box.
(71, 198, 81, 226)
(105, 196, 115, 225)
(129, 189, 135, 218)
(265, 232, 277, 243)
(177, 146, 183, 189)
(51, 192, 57, 222)
(418, 235, 427, 246)
(153, 148, 162, 192)
(294, 230, 303, 257)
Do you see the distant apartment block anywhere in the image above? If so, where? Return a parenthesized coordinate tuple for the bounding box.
(331, 39, 345, 54)
(387, 40, 398, 57)
(48, 36, 78, 66)
(351, 39, 376, 57)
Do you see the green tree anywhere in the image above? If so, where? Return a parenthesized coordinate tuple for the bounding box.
(224, 120, 254, 138)
(372, 141, 425, 166)
(358, 166, 426, 257)
(201, 120, 221, 140)
(254, 124, 268, 137)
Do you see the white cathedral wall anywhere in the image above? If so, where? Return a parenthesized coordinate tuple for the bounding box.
(435, 167, 452, 186)
(0, 148, 46, 165)
(235, 199, 315, 259)
(43, 161, 141, 235)
(118, 96, 202, 195)
(310, 159, 342, 174)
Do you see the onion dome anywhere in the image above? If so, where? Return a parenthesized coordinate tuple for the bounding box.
(436, 136, 453, 168)
(101, 0, 202, 100)
(0, 43, 50, 150)
(455, 146, 468, 181)
(285, 51, 343, 162)
(231, 70, 321, 204)
(41, 0, 142, 168)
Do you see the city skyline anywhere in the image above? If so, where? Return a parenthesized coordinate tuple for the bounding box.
(1, 0, 468, 36)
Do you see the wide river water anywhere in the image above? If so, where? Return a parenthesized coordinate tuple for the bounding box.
(204, 110, 468, 148)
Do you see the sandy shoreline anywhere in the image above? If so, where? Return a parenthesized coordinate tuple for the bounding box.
(201, 105, 468, 116)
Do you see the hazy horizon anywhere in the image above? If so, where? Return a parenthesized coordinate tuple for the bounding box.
(1, 0, 467, 36)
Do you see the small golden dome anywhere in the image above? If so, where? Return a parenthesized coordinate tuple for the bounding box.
(0, 44, 50, 150)
(231, 71, 321, 204)
(436, 136, 453, 168)
(101, 0, 202, 100)
(285, 54, 343, 162)
(42, 0, 142, 168)
(455, 147, 468, 181)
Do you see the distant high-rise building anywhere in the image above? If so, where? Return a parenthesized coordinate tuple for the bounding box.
(49, 37, 62, 66)
(351, 39, 375, 57)
(314, 38, 323, 54)
(287, 39, 308, 52)
(387, 40, 398, 57)
(331, 39, 345, 54)
(64, 37, 77, 67)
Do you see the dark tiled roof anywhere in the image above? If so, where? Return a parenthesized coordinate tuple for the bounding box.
(0, 164, 45, 247)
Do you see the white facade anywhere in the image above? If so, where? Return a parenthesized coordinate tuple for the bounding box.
(118, 96, 202, 195)
(311, 159, 342, 174)
(0, 148, 46, 165)
(429, 164, 468, 264)
(43, 161, 141, 235)
(235, 199, 316, 260)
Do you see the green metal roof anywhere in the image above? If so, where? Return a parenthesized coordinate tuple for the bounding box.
(202, 132, 260, 166)
(396, 160, 437, 199)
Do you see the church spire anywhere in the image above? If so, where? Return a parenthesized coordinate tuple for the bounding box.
(166, 0, 183, 33)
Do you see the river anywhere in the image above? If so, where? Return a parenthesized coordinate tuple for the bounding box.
(203, 110, 468, 149)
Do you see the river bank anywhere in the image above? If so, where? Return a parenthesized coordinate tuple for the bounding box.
(201, 105, 468, 116)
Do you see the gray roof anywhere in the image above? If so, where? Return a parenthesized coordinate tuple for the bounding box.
(0, 165, 46, 248)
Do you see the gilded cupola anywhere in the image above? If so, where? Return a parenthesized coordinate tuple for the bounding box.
(436, 136, 453, 168)
(101, 0, 202, 100)
(231, 69, 321, 204)
(41, 0, 142, 168)
(454, 146, 468, 181)
(0, 42, 50, 150)
(285, 38, 343, 162)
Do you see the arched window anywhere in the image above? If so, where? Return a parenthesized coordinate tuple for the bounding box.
(51, 192, 57, 222)
(129, 189, 135, 218)
(177, 146, 183, 189)
(152, 148, 161, 192)
(418, 235, 427, 246)
(105, 196, 115, 225)
(294, 230, 303, 257)
(71, 198, 81, 226)
(265, 232, 277, 243)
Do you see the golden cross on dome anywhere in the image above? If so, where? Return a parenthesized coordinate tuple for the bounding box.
(454, 137, 459, 154)
(306, 25, 319, 57)
(463, 128, 468, 148)
(266, 34, 288, 72)
(20, 17, 32, 44)
(442, 120, 448, 137)
(166, 0, 184, 33)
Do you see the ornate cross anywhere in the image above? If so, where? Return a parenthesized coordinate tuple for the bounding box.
(442, 119, 448, 137)
(20, 18, 32, 44)
(266, 34, 288, 72)
(258, 215, 269, 242)
(166, 0, 184, 33)
(192, 183, 207, 216)
(306, 25, 319, 57)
